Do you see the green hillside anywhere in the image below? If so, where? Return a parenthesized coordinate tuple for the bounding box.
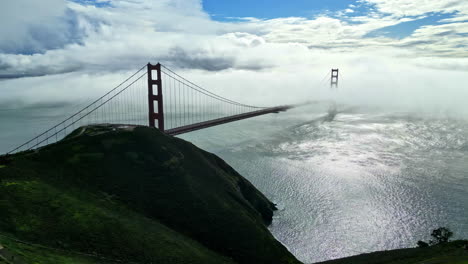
(317, 240, 468, 264)
(0, 125, 300, 264)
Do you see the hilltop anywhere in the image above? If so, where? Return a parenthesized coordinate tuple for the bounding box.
(0, 125, 300, 264)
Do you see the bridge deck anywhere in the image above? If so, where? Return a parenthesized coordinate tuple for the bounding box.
(165, 105, 292, 136)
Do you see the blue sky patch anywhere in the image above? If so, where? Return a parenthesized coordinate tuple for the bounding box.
(202, 1, 461, 40)
(365, 12, 457, 39)
(202, 0, 360, 20)
(70, 0, 111, 8)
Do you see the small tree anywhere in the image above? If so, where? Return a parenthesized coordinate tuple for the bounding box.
(429, 227, 453, 245)
(417, 227, 454, 247)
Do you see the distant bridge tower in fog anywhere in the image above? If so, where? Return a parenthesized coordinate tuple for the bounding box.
(331, 69, 339, 89)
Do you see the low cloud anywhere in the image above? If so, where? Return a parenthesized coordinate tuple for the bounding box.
(0, 0, 466, 117)
(0, 0, 84, 55)
(163, 47, 236, 71)
(1, 0, 467, 77)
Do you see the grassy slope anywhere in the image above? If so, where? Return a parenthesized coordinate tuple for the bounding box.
(0, 178, 235, 264)
(0, 234, 104, 264)
(317, 240, 468, 264)
(0, 125, 300, 264)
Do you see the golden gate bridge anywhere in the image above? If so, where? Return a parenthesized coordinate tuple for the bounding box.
(5, 63, 339, 154)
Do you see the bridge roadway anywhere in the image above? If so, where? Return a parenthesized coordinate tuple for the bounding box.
(165, 105, 293, 136)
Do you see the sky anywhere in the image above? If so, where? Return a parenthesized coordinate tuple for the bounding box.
(0, 0, 467, 113)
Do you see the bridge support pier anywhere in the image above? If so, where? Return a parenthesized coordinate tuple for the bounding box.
(147, 63, 164, 131)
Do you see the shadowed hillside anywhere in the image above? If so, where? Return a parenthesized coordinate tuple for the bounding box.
(317, 240, 468, 264)
(0, 125, 300, 264)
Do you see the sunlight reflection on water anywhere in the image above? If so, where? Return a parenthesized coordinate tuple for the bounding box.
(1, 104, 467, 263)
(181, 105, 468, 263)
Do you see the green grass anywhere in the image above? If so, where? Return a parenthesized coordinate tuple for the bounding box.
(0, 125, 299, 264)
(317, 240, 468, 264)
(414, 257, 468, 264)
(0, 178, 236, 264)
(0, 234, 103, 264)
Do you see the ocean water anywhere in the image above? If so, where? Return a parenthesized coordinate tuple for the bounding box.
(1, 104, 467, 263)
(180, 104, 468, 263)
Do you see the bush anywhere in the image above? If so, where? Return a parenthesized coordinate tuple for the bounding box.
(417, 241, 429, 248)
(429, 227, 453, 245)
(417, 227, 454, 247)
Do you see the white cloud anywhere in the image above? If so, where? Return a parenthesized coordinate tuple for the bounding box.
(0, 0, 84, 54)
(439, 14, 468, 23)
(361, 0, 468, 16)
(0, 0, 467, 117)
(1, 0, 466, 76)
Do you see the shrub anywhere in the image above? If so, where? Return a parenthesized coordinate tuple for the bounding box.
(429, 227, 453, 245)
(417, 227, 454, 247)
(417, 241, 429, 248)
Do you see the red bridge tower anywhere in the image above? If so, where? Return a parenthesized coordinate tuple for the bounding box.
(331, 69, 339, 89)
